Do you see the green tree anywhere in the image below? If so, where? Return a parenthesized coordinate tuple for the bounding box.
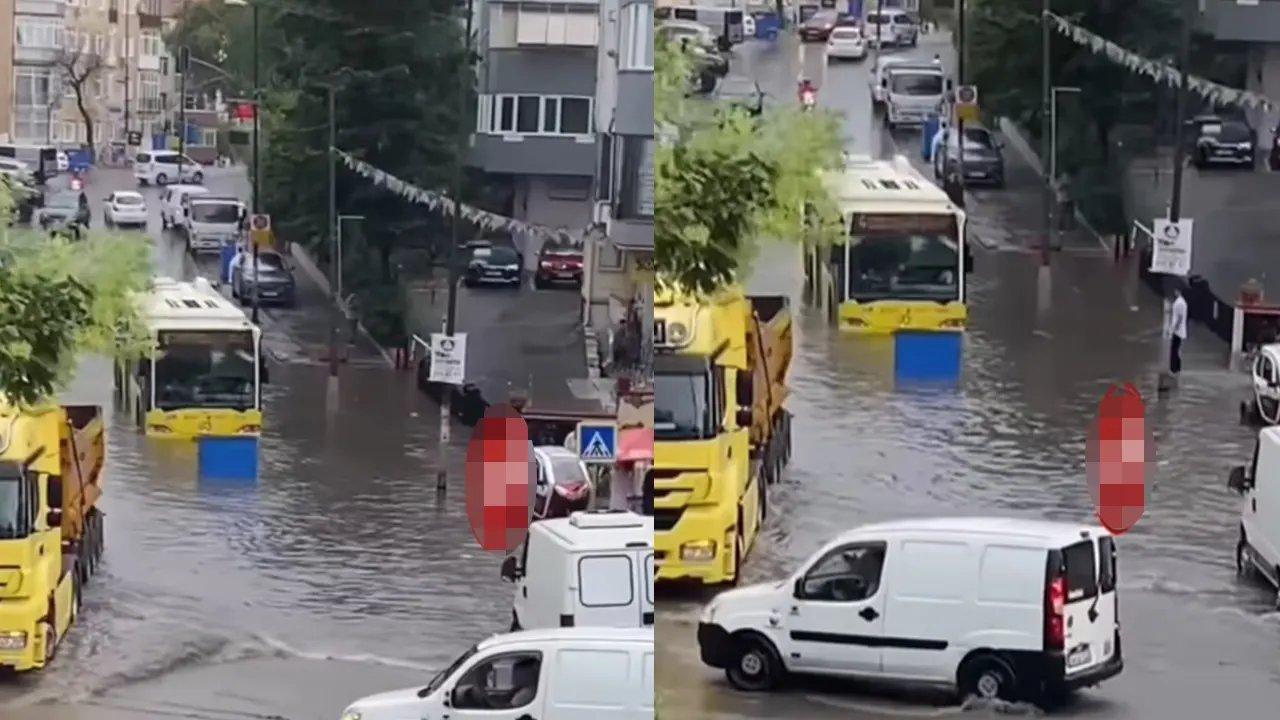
(0, 181, 151, 406)
(656, 41, 843, 294)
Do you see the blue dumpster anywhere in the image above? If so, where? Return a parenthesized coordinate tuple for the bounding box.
(894, 331, 962, 387)
(922, 115, 941, 162)
(755, 12, 781, 39)
(198, 436, 259, 482)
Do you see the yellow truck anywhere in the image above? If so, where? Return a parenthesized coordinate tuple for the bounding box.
(653, 286, 792, 585)
(0, 402, 106, 671)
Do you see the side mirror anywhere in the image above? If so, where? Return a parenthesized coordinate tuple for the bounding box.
(793, 577, 806, 599)
(881, 78, 888, 88)
(1228, 465, 1252, 493)
(735, 407, 753, 428)
(964, 249, 975, 273)
(46, 509, 62, 528)
(450, 686, 471, 708)
(736, 371, 754, 406)
(500, 555, 521, 582)
(945, 78, 954, 92)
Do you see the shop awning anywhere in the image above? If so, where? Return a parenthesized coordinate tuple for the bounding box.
(618, 427, 654, 462)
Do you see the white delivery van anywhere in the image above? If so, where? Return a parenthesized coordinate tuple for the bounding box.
(1229, 426, 1280, 605)
(133, 150, 203, 186)
(865, 8, 920, 48)
(338, 627, 654, 720)
(883, 63, 948, 129)
(697, 517, 1122, 705)
(503, 511, 655, 631)
(160, 184, 209, 229)
(181, 194, 246, 254)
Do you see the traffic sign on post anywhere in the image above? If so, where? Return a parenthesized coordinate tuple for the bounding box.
(249, 213, 272, 249)
(577, 421, 618, 464)
(956, 85, 980, 124)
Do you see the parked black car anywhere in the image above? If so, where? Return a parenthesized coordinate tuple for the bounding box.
(232, 249, 297, 307)
(464, 243, 523, 288)
(1189, 116, 1256, 168)
(934, 126, 1006, 188)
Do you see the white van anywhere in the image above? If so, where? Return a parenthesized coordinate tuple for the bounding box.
(181, 195, 246, 254)
(869, 55, 906, 105)
(697, 517, 1122, 705)
(1229, 426, 1280, 605)
(657, 5, 745, 50)
(883, 63, 948, 129)
(133, 150, 204, 186)
(160, 184, 210, 229)
(865, 9, 919, 47)
(503, 511, 654, 631)
(339, 627, 654, 720)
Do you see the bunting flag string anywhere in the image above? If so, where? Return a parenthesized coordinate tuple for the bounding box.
(333, 148, 586, 245)
(1046, 11, 1275, 113)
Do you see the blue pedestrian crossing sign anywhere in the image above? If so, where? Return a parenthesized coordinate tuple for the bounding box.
(577, 421, 618, 464)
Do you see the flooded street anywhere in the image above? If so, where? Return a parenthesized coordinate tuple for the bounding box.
(0, 170, 513, 718)
(658, 34, 1280, 719)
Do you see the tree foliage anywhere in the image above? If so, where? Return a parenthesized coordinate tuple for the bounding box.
(168, 0, 472, 343)
(655, 41, 843, 295)
(0, 183, 151, 406)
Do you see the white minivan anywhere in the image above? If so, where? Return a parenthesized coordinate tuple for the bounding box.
(502, 511, 654, 631)
(697, 517, 1122, 705)
(160, 184, 210, 229)
(1229, 425, 1280, 606)
(134, 150, 204, 186)
(339, 627, 654, 720)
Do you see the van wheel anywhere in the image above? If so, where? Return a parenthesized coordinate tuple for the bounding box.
(959, 653, 1017, 702)
(192, 171, 204, 184)
(725, 634, 783, 691)
(155, 173, 169, 186)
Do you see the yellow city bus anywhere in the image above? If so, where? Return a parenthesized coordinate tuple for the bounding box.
(807, 154, 971, 333)
(115, 277, 264, 438)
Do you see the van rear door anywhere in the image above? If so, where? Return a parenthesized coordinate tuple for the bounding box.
(574, 552, 640, 627)
(1060, 539, 1117, 678)
(639, 549, 655, 626)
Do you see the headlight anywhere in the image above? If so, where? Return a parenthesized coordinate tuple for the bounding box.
(1239, 142, 1253, 150)
(0, 632, 28, 650)
(681, 540, 717, 562)
(339, 711, 362, 720)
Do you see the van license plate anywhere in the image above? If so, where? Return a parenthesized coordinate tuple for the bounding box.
(1067, 647, 1091, 668)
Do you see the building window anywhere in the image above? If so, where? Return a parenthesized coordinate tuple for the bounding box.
(16, 20, 65, 50)
(511, 4, 599, 47)
(193, 128, 218, 147)
(479, 94, 594, 137)
(141, 33, 162, 58)
(619, 136, 654, 219)
(620, 3, 654, 71)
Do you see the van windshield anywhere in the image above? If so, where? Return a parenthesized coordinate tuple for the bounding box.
(1062, 541, 1098, 602)
(424, 644, 479, 696)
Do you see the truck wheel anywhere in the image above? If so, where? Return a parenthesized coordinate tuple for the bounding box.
(759, 476, 769, 521)
(43, 620, 57, 664)
(94, 512, 105, 562)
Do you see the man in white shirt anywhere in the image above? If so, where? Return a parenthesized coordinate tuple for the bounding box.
(1169, 287, 1188, 375)
(931, 120, 949, 165)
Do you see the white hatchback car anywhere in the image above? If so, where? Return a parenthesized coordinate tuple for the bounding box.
(103, 191, 148, 227)
(827, 26, 866, 60)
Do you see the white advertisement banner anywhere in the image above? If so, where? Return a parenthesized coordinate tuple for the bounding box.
(1150, 218, 1193, 276)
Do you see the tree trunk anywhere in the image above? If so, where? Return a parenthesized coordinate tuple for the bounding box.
(75, 89, 94, 154)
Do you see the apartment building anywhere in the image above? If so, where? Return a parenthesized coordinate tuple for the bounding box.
(0, 0, 14, 141)
(54, 0, 167, 157)
(472, 0, 602, 259)
(1198, 0, 1280, 132)
(583, 0, 653, 349)
(7, 0, 67, 144)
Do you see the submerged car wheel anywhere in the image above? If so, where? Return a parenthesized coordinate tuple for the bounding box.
(960, 653, 1017, 702)
(725, 634, 783, 691)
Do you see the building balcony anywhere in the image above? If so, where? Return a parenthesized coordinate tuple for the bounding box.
(139, 0, 164, 27)
(15, 0, 66, 17)
(136, 97, 165, 114)
(1198, 0, 1280, 43)
(138, 55, 161, 71)
(469, 133, 596, 176)
(483, 48, 598, 96)
(14, 45, 64, 65)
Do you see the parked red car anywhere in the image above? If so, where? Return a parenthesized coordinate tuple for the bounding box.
(799, 10, 839, 42)
(535, 241, 584, 289)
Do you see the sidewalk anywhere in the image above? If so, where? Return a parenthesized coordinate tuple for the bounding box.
(403, 260, 611, 424)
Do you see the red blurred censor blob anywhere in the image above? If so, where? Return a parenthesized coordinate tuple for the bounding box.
(1086, 383, 1154, 535)
(465, 404, 536, 553)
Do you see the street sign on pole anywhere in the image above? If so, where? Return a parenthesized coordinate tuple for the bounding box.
(577, 421, 618, 464)
(126, 131, 142, 146)
(428, 333, 467, 384)
(249, 213, 272, 249)
(1150, 218, 1193, 276)
(956, 85, 980, 123)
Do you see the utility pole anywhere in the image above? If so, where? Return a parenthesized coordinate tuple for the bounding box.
(178, 47, 187, 172)
(875, 0, 883, 57)
(124, 0, 131, 150)
(1039, 0, 1052, 267)
(956, 0, 966, 203)
(250, 1, 261, 325)
(438, 0, 476, 486)
(328, 84, 339, 379)
(1169, 5, 1191, 225)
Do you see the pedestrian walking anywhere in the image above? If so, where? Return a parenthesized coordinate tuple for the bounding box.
(1169, 286, 1188, 376)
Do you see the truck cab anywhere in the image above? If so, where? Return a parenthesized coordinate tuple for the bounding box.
(0, 403, 104, 671)
(883, 63, 949, 130)
(182, 195, 246, 254)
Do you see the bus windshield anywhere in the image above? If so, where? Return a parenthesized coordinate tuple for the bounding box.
(845, 213, 961, 303)
(154, 330, 258, 411)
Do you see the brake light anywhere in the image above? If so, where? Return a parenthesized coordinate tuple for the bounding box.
(1046, 575, 1066, 649)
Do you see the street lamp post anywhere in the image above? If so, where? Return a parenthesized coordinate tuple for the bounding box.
(1040, 0, 1052, 267)
(336, 214, 365, 301)
(1050, 85, 1081, 251)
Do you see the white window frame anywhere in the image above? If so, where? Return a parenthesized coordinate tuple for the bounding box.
(480, 93, 593, 137)
(16, 20, 65, 50)
(620, 3, 654, 71)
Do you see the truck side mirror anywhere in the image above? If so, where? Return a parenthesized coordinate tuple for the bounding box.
(1228, 465, 1252, 493)
(46, 509, 62, 528)
(500, 555, 521, 582)
(736, 371, 754, 406)
(735, 408, 753, 428)
(965, 248, 975, 274)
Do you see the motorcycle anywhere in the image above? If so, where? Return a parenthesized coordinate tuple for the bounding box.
(800, 89, 817, 111)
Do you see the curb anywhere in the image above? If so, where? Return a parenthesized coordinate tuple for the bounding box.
(288, 242, 397, 369)
(996, 117, 1110, 252)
